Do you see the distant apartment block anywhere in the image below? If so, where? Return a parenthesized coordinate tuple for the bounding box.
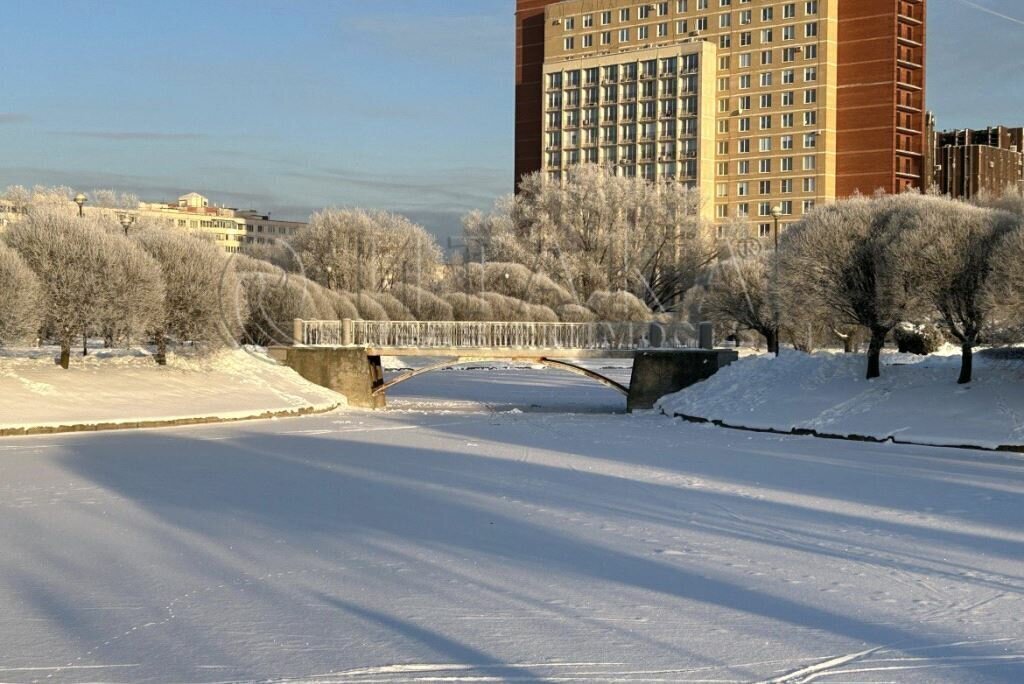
(0, 191, 306, 253)
(515, 0, 927, 233)
(930, 124, 1024, 200)
(137, 193, 306, 253)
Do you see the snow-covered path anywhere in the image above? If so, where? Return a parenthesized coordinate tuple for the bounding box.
(0, 370, 1022, 682)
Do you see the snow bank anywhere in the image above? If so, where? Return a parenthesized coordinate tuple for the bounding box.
(657, 349, 1024, 450)
(0, 347, 345, 434)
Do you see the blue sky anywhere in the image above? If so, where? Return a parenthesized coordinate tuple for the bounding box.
(0, 0, 1021, 239)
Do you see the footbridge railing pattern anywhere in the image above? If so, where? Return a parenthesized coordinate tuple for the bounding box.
(294, 319, 697, 351)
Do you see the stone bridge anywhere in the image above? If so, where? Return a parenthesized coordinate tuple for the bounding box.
(270, 319, 737, 411)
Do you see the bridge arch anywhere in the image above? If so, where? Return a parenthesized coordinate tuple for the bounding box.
(375, 357, 629, 396)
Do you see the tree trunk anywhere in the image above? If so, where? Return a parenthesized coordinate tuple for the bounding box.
(82, 332, 88, 356)
(59, 342, 70, 370)
(154, 331, 167, 366)
(842, 335, 855, 354)
(765, 328, 779, 356)
(866, 328, 886, 380)
(958, 343, 974, 385)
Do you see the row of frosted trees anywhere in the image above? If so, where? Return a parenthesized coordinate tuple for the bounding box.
(699, 192, 1024, 384)
(5, 175, 1023, 381)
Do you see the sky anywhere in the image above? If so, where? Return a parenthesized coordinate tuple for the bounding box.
(0, 0, 1021, 240)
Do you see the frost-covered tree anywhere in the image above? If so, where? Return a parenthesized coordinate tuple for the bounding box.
(366, 291, 414, 321)
(897, 201, 1018, 383)
(444, 293, 494, 321)
(95, 235, 165, 349)
(479, 292, 550, 322)
(781, 195, 928, 379)
(452, 262, 576, 309)
(290, 208, 442, 293)
(347, 292, 388, 320)
(556, 303, 598, 323)
(90, 189, 139, 210)
(586, 290, 652, 322)
(239, 271, 322, 345)
(2, 185, 76, 215)
(464, 165, 713, 307)
(136, 228, 244, 363)
(4, 210, 107, 367)
(984, 227, 1024, 347)
(390, 283, 454, 321)
(0, 242, 43, 344)
(703, 256, 779, 352)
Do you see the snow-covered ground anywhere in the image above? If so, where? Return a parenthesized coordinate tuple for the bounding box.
(0, 369, 1021, 682)
(0, 347, 344, 433)
(659, 349, 1024, 451)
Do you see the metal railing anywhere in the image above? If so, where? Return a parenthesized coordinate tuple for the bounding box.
(293, 319, 698, 350)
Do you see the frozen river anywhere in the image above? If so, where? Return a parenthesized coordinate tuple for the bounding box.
(0, 368, 1022, 682)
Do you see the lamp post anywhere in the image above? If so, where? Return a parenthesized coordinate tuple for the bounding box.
(119, 213, 135, 236)
(770, 204, 783, 356)
(448, 235, 488, 296)
(73, 193, 87, 218)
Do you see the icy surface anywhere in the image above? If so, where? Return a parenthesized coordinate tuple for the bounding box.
(0, 347, 344, 430)
(659, 350, 1024, 450)
(0, 369, 1021, 682)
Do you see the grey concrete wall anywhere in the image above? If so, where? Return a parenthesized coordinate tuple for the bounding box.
(271, 347, 385, 409)
(627, 349, 738, 412)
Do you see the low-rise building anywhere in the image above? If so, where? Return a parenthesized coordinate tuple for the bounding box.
(932, 125, 1024, 200)
(136, 192, 307, 253)
(0, 191, 306, 254)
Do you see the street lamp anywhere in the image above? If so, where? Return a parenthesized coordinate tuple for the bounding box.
(73, 193, 87, 218)
(770, 204, 783, 252)
(119, 213, 135, 236)
(770, 204, 784, 357)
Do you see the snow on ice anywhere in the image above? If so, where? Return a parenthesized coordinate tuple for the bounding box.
(659, 349, 1024, 451)
(0, 367, 1021, 682)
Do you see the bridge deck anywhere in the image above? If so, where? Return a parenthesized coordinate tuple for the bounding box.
(361, 347, 639, 359)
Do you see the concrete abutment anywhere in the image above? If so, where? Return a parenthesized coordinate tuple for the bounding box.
(270, 346, 737, 411)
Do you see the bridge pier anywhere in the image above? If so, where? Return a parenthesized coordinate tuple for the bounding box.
(626, 349, 738, 412)
(270, 344, 737, 412)
(269, 346, 385, 409)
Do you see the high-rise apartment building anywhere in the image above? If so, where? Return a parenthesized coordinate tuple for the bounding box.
(515, 0, 926, 233)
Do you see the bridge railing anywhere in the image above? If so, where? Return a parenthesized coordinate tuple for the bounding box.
(293, 319, 698, 350)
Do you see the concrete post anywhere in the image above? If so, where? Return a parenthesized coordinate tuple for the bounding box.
(648, 322, 665, 349)
(698, 321, 714, 350)
(293, 319, 303, 346)
(342, 318, 354, 346)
